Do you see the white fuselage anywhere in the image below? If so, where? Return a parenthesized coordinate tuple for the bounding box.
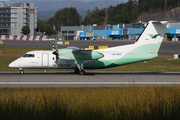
(8, 48, 132, 70)
(9, 50, 78, 69)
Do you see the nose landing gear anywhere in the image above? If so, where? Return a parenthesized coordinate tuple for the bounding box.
(19, 68, 24, 74)
(20, 70, 24, 74)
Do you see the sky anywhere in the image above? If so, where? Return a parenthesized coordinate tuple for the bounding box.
(8, 0, 128, 3)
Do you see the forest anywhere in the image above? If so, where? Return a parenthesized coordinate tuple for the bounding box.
(37, 0, 180, 34)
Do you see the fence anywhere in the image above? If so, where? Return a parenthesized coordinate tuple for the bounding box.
(0, 35, 48, 41)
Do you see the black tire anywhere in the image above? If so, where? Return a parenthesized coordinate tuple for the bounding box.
(74, 69, 79, 74)
(79, 70, 85, 75)
(20, 70, 24, 74)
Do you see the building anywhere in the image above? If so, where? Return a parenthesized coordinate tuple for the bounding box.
(0, 1, 37, 36)
(61, 26, 83, 40)
(61, 22, 180, 41)
(61, 23, 144, 40)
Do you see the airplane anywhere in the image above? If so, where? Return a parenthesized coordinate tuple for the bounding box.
(9, 21, 167, 75)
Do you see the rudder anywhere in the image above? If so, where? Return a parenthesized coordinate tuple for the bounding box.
(134, 21, 167, 54)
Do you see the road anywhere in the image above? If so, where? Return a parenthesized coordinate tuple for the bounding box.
(0, 71, 180, 87)
(1, 40, 180, 55)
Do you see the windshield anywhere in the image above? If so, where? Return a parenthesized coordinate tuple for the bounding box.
(22, 54, 35, 58)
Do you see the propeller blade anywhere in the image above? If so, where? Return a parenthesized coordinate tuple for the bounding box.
(52, 40, 59, 61)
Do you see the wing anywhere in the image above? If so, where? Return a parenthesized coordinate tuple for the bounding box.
(58, 47, 104, 64)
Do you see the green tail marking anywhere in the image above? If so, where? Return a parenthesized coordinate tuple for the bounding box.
(148, 34, 160, 39)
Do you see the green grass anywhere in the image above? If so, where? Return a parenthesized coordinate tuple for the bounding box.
(0, 87, 180, 120)
(1, 47, 180, 72)
(1, 47, 180, 119)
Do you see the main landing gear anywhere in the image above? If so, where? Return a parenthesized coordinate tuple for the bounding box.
(75, 63, 86, 75)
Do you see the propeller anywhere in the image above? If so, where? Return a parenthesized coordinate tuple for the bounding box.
(52, 40, 59, 61)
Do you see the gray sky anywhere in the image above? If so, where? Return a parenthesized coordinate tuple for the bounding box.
(8, 0, 128, 3)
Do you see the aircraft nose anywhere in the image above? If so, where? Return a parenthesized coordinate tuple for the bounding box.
(9, 62, 15, 68)
(9, 61, 19, 68)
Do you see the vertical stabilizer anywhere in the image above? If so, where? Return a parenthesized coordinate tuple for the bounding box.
(134, 21, 167, 54)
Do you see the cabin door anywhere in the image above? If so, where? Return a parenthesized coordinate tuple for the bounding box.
(42, 53, 49, 66)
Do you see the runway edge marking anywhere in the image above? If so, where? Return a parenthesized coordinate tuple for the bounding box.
(1, 82, 180, 85)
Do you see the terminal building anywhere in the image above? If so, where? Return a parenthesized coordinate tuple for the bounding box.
(0, 0, 37, 36)
(61, 22, 180, 41)
(61, 23, 145, 41)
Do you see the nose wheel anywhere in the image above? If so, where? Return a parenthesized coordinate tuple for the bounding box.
(20, 70, 24, 74)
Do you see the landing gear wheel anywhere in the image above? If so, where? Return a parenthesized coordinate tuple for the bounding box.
(74, 69, 79, 74)
(76, 63, 85, 75)
(20, 70, 24, 74)
(79, 70, 85, 75)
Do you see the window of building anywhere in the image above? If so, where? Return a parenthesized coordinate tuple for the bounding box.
(11, 14, 17, 17)
(68, 31, 74, 34)
(11, 9, 17, 13)
(11, 19, 17, 22)
(11, 23, 17, 26)
(62, 31, 67, 34)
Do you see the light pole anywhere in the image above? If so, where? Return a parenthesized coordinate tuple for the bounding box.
(105, 0, 107, 26)
(57, 24, 59, 36)
(105, 0, 108, 39)
(164, 0, 167, 21)
(59, 24, 63, 39)
(165, 0, 167, 13)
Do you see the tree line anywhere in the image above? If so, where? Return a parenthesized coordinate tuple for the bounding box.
(35, 0, 180, 35)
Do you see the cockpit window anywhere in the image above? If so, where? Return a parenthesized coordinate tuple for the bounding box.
(22, 54, 35, 57)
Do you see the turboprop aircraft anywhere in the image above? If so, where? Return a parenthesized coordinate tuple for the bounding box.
(9, 21, 167, 75)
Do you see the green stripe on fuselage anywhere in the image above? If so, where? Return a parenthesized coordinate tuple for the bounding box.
(84, 43, 159, 69)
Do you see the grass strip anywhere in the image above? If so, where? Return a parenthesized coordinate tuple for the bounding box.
(0, 47, 180, 72)
(0, 87, 180, 120)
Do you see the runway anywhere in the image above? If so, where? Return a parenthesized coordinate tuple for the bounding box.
(1, 40, 180, 87)
(0, 71, 180, 87)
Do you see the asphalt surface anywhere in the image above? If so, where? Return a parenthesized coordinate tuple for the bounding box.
(0, 71, 180, 87)
(1, 40, 180, 87)
(1, 40, 180, 55)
